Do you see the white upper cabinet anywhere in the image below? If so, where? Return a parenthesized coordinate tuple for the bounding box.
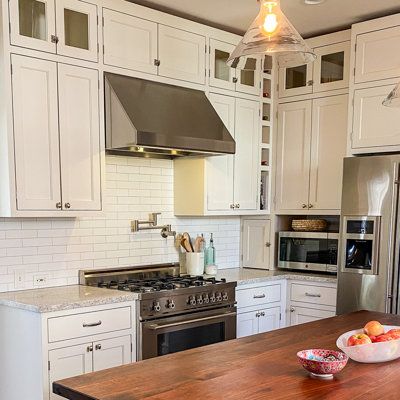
(242, 219, 271, 269)
(276, 100, 312, 212)
(158, 25, 206, 84)
(11, 54, 61, 211)
(207, 93, 235, 211)
(103, 9, 158, 74)
(279, 63, 313, 98)
(234, 98, 260, 211)
(309, 95, 348, 210)
(55, 0, 98, 62)
(58, 63, 101, 211)
(355, 26, 400, 84)
(313, 41, 350, 93)
(9, 0, 98, 62)
(235, 57, 261, 96)
(209, 39, 236, 91)
(352, 84, 400, 149)
(9, 0, 57, 53)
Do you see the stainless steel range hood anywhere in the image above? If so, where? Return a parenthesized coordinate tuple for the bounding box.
(104, 73, 236, 158)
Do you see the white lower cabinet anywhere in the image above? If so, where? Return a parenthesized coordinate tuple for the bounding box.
(236, 282, 284, 338)
(288, 281, 337, 327)
(0, 302, 136, 400)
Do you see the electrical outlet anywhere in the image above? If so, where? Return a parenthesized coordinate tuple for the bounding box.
(33, 274, 49, 287)
(14, 271, 25, 289)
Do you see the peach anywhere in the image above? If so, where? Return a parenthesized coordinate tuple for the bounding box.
(364, 321, 385, 337)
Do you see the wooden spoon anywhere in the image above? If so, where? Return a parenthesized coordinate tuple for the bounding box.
(182, 232, 194, 252)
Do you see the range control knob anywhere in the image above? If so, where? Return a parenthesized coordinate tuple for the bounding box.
(166, 299, 175, 309)
(153, 301, 161, 312)
(203, 294, 210, 304)
(210, 294, 216, 303)
(216, 292, 222, 302)
(188, 296, 196, 306)
(197, 295, 204, 305)
(222, 292, 228, 301)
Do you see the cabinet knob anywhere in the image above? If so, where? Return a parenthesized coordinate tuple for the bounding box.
(51, 34, 59, 44)
(308, 204, 314, 209)
(302, 204, 307, 209)
(290, 307, 295, 313)
(307, 80, 314, 86)
(95, 344, 102, 350)
(233, 77, 238, 83)
(235, 204, 240, 209)
(154, 59, 161, 66)
(256, 312, 261, 318)
(87, 345, 93, 352)
(56, 202, 62, 209)
(261, 312, 265, 317)
(230, 204, 235, 209)
(65, 203, 71, 209)
(265, 242, 271, 248)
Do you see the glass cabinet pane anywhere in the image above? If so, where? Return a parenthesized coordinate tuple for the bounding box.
(285, 64, 307, 89)
(18, 0, 47, 40)
(240, 58, 257, 87)
(320, 51, 344, 83)
(64, 8, 89, 50)
(214, 49, 230, 82)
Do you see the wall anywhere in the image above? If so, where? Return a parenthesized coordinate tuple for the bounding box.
(0, 156, 241, 292)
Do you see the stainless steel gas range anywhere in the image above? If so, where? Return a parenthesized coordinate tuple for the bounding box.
(80, 263, 237, 360)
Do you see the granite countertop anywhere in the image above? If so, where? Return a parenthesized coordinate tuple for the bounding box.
(0, 285, 139, 313)
(215, 268, 337, 286)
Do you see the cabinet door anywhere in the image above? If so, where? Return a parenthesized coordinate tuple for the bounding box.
(207, 93, 235, 211)
(93, 336, 131, 372)
(58, 64, 101, 211)
(11, 54, 61, 211)
(103, 8, 158, 74)
(237, 310, 259, 338)
(352, 84, 400, 149)
(355, 26, 400, 84)
(49, 343, 93, 400)
(290, 306, 335, 326)
(9, 0, 56, 53)
(158, 25, 206, 84)
(258, 306, 281, 333)
(236, 57, 261, 96)
(309, 95, 348, 210)
(55, 0, 98, 62)
(242, 219, 271, 269)
(233, 98, 260, 211)
(209, 39, 236, 91)
(278, 63, 313, 98)
(313, 41, 350, 93)
(276, 101, 312, 211)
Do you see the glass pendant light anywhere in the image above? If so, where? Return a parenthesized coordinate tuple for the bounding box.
(227, 0, 316, 69)
(383, 82, 400, 107)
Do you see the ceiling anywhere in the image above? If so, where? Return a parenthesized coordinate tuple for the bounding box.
(128, 0, 400, 38)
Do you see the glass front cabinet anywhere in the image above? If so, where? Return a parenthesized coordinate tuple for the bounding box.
(9, 0, 98, 62)
(279, 40, 350, 98)
(209, 38, 261, 96)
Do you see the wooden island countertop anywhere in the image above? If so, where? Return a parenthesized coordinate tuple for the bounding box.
(53, 311, 400, 400)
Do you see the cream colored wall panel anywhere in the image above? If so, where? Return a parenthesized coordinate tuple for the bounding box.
(11, 54, 61, 211)
(58, 63, 101, 211)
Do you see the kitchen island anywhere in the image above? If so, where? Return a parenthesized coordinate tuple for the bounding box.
(53, 311, 400, 400)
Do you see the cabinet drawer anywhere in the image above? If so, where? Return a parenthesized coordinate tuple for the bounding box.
(236, 284, 281, 308)
(291, 284, 336, 307)
(48, 307, 131, 343)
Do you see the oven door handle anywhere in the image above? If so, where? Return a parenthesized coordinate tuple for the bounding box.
(147, 311, 237, 330)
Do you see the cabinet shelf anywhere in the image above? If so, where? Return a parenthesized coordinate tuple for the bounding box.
(261, 165, 270, 172)
(262, 120, 271, 127)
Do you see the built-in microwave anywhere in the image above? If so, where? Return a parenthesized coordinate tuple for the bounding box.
(278, 231, 339, 273)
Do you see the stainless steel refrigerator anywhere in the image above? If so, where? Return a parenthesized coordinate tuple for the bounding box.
(337, 155, 400, 315)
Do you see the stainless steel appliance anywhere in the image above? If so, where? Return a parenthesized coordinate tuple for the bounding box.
(80, 264, 236, 360)
(337, 155, 400, 315)
(104, 73, 235, 158)
(278, 231, 339, 273)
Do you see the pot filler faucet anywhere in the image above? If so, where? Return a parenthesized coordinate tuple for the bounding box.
(131, 213, 176, 239)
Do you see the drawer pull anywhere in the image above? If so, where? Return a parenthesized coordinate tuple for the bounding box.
(253, 294, 266, 299)
(83, 320, 102, 328)
(305, 292, 321, 298)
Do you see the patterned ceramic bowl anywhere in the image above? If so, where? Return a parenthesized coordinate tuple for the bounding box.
(297, 349, 348, 378)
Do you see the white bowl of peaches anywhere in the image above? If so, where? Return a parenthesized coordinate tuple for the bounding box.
(336, 321, 400, 363)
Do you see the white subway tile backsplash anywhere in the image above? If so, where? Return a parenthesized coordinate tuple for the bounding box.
(0, 157, 241, 292)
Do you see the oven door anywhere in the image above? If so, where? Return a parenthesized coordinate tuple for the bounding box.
(139, 307, 236, 360)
